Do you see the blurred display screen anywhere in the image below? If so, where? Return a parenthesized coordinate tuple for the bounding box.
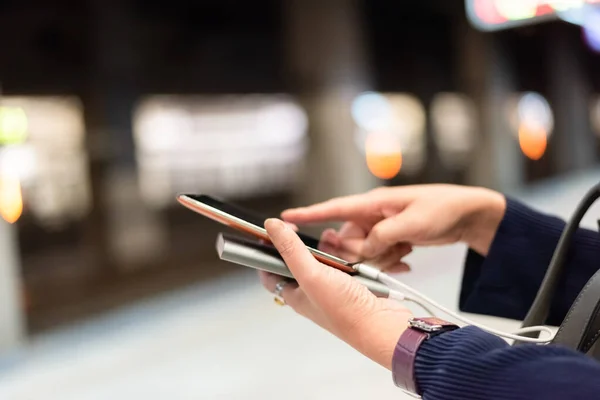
(466, 0, 600, 31)
(0, 96, 90, 227)
(133, 95, 309, 208)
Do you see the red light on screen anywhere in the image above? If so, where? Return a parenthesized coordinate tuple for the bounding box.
(474, 0, 507, 24)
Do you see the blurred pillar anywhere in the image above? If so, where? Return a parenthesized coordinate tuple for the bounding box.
(547, 26, 596, 173)
(83, 0, 139, 276)
(457, 23, 524, 191)
(283, 0, 378, 205)
(0, 221, 24, 352)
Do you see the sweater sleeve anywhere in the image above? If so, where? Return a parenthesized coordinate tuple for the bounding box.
(414, 326, 600, 400)
(459, 198, 600, 326)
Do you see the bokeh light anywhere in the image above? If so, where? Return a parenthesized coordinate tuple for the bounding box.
(494, 0, 538, 20)
(134, 107, 192, 153)
(351, 92, 393, 132)
(508, 92, 553, 160)
(0, 96, 90, 227)
(134, 95, 308, 207)
(518, 125, 548, 160)
(467, 0, 599, 31)
(473, 0, 507, 24)
(548, 0, 586, 12)
(258, 101, 308, 145)
(364, 132, 403, 180)
(582, 6, 600, 52)
(0, 175, 23, 224)
(517, 92, 554, 133)
(431, 93, 477, 168)
(0, 106, 28, 145)
(0, 105, 26, 224)
(352, 92, 426, 177)
(384, 94, 426, 175)
(0, 145, 36, 182)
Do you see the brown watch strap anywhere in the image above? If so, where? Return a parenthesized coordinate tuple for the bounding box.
(392, 318, 459, 395)
(392, 328, 428, 393)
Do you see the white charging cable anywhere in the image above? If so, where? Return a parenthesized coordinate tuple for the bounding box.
(394, 293, 438, 317)
(356, 264, 555, 344)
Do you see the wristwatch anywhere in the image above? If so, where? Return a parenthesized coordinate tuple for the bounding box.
(392, 317, 459, 397)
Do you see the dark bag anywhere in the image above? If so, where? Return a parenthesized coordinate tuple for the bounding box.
(517, 183, 600, 359)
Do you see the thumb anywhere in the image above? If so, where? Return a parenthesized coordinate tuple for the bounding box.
(265, 218, 331, 287)
(363, 213, 422, 258)
(265, 218, 372, 312)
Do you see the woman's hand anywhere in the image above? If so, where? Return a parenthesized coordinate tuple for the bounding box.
(259, 219, 412, 370)
(282, 184, 506, 264)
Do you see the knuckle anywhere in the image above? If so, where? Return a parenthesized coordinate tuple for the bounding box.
(370, 225, 389, 246)
(277, 237, 296, 257)
(370, 225, 383, 241)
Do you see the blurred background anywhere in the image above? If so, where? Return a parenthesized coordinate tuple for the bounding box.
(0, 0, 600, 398)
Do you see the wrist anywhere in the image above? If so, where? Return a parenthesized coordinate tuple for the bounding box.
(462, 188, 506, 256)
(370, 313, 411, 370)
(391, 317, 459, 395)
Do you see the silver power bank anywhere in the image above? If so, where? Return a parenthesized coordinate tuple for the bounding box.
(216, 233, 390, 298)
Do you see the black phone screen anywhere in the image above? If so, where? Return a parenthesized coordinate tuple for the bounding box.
(186, 194, 322, 249)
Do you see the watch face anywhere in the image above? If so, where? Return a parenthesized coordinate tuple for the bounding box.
(409, 317, 455, 332)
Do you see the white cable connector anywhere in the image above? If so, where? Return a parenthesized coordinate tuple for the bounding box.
(354, 264, 555, 344)
(356, 263, 383, 281)
(389, 291, 438, 317)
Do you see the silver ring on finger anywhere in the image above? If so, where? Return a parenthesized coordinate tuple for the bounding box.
(274, 279, 290, 306)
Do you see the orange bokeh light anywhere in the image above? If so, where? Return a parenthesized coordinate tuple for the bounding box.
(365, 132, 403, 180)
(518, 125, 547, 160)
(0, 175, 23, 224)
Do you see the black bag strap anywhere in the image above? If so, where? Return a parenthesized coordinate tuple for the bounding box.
(552, 269, 600, 355)
(516, 183, 600, 346)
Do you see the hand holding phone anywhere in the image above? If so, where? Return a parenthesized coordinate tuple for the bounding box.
(177, 194, 358, 274)
(216, 232, 390, 297)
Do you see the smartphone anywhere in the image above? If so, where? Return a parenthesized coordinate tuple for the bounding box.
(177, 194, 356, 274)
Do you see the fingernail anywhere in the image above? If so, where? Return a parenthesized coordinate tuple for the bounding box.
(265, 218, 286, 232)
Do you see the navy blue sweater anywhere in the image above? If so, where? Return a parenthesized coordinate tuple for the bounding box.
(414, 198, 600, 399)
